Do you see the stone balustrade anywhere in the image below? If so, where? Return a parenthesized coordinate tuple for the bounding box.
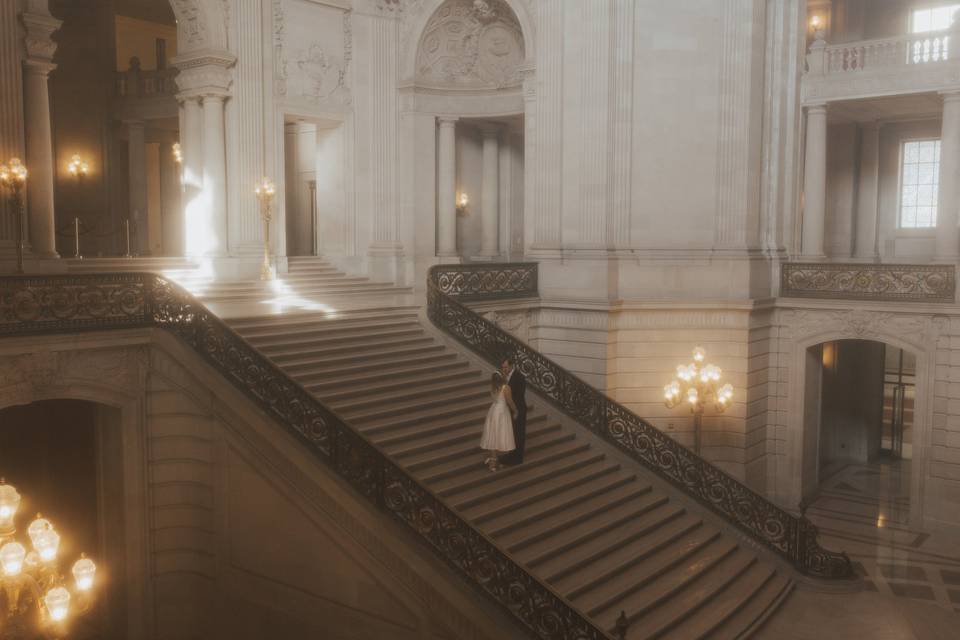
(781, 262, 956, 303)
(115, 67, 179, 99)
(803, 29, 960, 103)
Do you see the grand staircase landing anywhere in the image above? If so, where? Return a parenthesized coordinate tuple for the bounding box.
(68, 255, 794, 639)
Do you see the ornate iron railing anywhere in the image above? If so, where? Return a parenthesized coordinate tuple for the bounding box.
(428, 263, 853, 579)
(0, 273, 614, 640)
(781, 262, 956, 303)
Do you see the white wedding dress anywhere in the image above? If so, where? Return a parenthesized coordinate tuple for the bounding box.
(480, 386, 515, 452)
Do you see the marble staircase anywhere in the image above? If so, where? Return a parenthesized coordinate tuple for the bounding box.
(68, 255, 793, 639)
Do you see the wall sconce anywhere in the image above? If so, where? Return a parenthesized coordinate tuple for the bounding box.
(172, 142, 182, 165)
(810, 14, 826, 40)
(67, 154, 89, 180)
(456, 192, 469, 215)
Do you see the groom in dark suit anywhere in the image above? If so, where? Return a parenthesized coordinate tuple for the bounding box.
(498, 355, 527, 465)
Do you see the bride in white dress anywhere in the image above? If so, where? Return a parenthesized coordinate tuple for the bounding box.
(481, 373, 517, 471)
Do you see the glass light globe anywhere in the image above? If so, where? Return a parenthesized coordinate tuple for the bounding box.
(44, 586, 71, 622)
(687, 387, 699, 404)
(663, 383, 674, 400)
(711, 366, 722, 381)
(0, 482, 20, 529)
(720, 383, 734, 400)
(692, 347, 706, 363)
(34, 526, 60, 562)
(73, 556, 96, 591)
(0, 542, 26, 576)
(28, 516, 53, 546)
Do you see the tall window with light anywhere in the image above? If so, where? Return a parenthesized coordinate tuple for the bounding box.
(899, 139, 940, 229)
(912, 5, 960, 33)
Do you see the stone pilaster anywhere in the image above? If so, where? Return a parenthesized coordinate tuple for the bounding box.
(233, 0, 265, 255)
(125, 120, 148, 255)
(854, 122, 880, 260)
(478, 126, 500, 258)
(436, 117, 458, 257)
(21, 9, 62, 258)
(0, 2, 23, 251)
(936, 91, 960, 262)
(531, 0, 562, 252)
(609, 0, 634, 249)
(801, 103, 828, 259)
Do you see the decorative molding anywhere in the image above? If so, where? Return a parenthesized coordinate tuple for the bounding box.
(778, 307, 948, 351)
(20, 11, 61, 62)
(781, 262, 956, 303)
(172, 50, 236, 98)
(414, 0, 524, 89)
(272, 0, 352, 104)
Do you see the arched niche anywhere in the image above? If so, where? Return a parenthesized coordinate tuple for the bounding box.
(406, 0, 532, 89)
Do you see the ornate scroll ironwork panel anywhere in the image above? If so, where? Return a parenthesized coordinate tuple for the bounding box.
(433, 262, 538, 302)
(781, 262, 956, 303)
(428, 263, 854, 580)
(0, 273, 611, 640)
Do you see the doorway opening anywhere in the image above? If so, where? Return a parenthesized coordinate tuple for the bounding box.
(0, 399, 126, 638)
(283, 118, 346, 258)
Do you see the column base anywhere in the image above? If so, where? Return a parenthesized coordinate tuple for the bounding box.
(33, 251, 60, 259)
(436, 251, 461, 258)
(470, 254, 499, 262)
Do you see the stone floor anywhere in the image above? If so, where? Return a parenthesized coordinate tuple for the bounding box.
(760, 459, 960, 639)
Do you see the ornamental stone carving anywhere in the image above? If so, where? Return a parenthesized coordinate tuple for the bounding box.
(781, 262, 956, 303)
(779, 308, 947, 351)
(21, 12, 62, 62)
(415, 0, 524, 89)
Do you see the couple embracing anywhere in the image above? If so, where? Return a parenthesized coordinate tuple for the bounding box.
(480, 355, 527, 472)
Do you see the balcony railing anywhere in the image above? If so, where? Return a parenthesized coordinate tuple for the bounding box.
(803, 28, 960, 102)
(115, 67, 179, 99)
(781, 262, 956, 303)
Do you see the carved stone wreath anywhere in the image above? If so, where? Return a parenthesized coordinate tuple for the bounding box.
(416, 0, 524, 89)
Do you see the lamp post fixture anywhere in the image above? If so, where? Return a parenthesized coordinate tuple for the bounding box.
(0, 158, 28, 274)
(255, 177, 276, 281)
(0, 479, 97, 639)
(663, 346, 733, 456)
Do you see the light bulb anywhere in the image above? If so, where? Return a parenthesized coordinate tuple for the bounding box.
(44, 586, 71, 622)
(0, 481, 20, 530)
(663, 383, 674, 400)
(28, 516, 52, 546)
(687, 387, 699, 404)
(810, 14, 821, 29)
(692, 347, 706, 363)
(73, 556, 96, 591)
(34, 527, 60, 562)
(0, 542, 26, 576)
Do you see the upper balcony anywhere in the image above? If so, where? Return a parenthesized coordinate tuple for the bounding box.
(802, 27, 960, 104)
(113, 60, 179, 121)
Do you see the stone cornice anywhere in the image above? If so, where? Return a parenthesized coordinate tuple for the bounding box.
(172, 49, 236, 99)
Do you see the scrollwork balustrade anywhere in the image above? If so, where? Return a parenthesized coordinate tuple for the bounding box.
(427, 263, 853, 580)
(781, 262, 955, 303)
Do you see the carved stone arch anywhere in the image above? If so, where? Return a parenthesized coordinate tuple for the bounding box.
(168, 0, 229, 53)
(402, 0, 534, 86)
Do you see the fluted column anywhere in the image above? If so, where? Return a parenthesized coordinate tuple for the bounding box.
(801, 103, 828, 258)
(854, 122, 880, 260)
(179, 96, 203, 255)
(202, 94, 228, 256)
(437, 116, 458, 257)
(159, 140, 181, 255)
(126, 120, 147, 255)
(936, 91, 960, 261)
(478, 126, 500, 258)
(21, 11, 62, 258)
(0, 1, 24, 252)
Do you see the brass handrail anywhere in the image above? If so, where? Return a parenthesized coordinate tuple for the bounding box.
(0, 273, 614, 640)
(427, 262, 853, 579)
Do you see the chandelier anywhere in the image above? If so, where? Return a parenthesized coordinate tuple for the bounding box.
(0, 479, 97, 638)
(663, 346, 733, 455)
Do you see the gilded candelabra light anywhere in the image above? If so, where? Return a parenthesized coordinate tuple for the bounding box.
(66, 155, 88, 180)
(456, 191, 469, 215)
(255, 177, 276, 281)
(663, 346, 734, 455)
(0, 479, 97, 639)
(0, 158, 28, 274)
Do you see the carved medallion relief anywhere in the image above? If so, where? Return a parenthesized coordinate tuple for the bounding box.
(416, 0, 524, 88)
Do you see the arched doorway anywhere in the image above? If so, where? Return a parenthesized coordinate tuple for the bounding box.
(0, 398, 126, 638)
(801, 339, 919, 520)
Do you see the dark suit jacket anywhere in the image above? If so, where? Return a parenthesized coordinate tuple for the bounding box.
(508, 369, 527, 416)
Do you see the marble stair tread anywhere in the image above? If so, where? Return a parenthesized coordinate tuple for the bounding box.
(276, 342, 449, 372)
(304, 359, 472, 392)
(550, 509, 712, 614)
(245, 324, 424, 349)
(616, 550, 757, 640)
(367, 409, 491, 448)
(658, 561, 777, 640)
(703, 572, 792, 640)
(227, 307, 418, 329)
(339, 385, 489, 422)
(496, 482, 666, 560)
(473, 470, 636, 546)
(457, 460, 620, 521)
(432, 438, 594, 497)
(355, 397, 492, 435)
(292, 351, 461, 382)
(235, 312, 420, 334)
(321, 369, 483, 404)
(446, 450, 607, 511)
(329, 375, 484, 413)
(263, 335, 434, 360)
(414, 428, 576, 484)
(580, 531, 735, 620)
(380, 414, 550, 459)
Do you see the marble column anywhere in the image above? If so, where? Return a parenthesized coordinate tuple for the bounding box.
(0, 0, 23, 251)
(478, 126, 500, 258)
(202, 94, 228, 256)
(854, 122, 880, 260)
(159, 140, 181, 255)
(126, 120, 148, 255)
(179, 96, 204, 255)
(21, 10, 62, 259)
(437, 116, 458, 257)
(936, 91, 960, 261)
(802, 103, 828, 258)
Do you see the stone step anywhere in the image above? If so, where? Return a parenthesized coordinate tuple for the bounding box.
(322, 369, 484, 404)
(382, 414, 550, 460)
(703, 571, 792, 640)
(292, 351, 461, 384)
(278, 342, 449, 374)
(263, 334, 434, 361)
